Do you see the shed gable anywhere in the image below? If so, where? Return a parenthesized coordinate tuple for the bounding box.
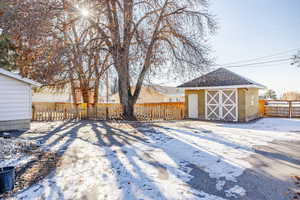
(0, 74, 32, 121)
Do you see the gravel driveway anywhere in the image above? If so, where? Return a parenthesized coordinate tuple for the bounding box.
(3, 118, 300, 200)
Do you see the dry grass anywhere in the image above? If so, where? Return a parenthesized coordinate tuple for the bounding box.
(0, 140, 60, 198)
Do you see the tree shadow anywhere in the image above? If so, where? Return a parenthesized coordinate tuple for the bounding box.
(127, 122, 300, 200)
(178, 119, 300, 168)
(218, 118, 300, 133)
(10, 120, 300, 200)
(120, 122, 248, 199)
(90, 121, 169, 199)
(85, 121, 235, 199)
(152, 124, 253, 153)
(11, 120, 86, 199)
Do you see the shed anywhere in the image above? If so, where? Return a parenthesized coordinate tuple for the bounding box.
(0, 68, 41, 131)
(178, 68, 266, 122)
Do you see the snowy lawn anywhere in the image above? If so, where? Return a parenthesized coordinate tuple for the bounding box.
(2, 118, 300, 200)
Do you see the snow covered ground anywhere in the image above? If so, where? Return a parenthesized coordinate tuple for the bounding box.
(0, 138, 37, 169)
(2, 118, 300, 200)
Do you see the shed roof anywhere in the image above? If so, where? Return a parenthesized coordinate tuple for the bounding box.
(0, 68, 41, 87)
(178, 68, 266, 89)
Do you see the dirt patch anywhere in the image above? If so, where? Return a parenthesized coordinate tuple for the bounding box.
(0, 142, 60, 199)
(289, 176, 300, 200)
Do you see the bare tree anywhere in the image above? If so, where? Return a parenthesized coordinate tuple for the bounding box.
(1, 0, 111, 111)
(0, 0, 67, 83)
(282, 91, 300, 100)
(291, 50, 300, 67)
(262, 89, 277, 100)
(1, 0, 216, 120)
(88, 0, 216, 119)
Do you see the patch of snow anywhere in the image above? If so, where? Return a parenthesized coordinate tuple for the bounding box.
(198, 191, 228, 200)
(7, 118, 299, 200)
(0, 138, 39, 168)
(0, 155, 35, 169)
(216, 180, 226, 191)
(225, 185, 246, 198)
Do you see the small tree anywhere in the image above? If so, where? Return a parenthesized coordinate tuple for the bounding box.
(0, 34, 18, 70)
(263, 89, 277, 100)
(291, 50, 300, 67)
(1, 0, 111, 112)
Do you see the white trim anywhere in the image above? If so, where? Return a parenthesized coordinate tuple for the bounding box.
(206, 90, 221, 120)
(205, 90, 207, 120)
(205, 89, 238, 121)
(219, 90, 222, 120)
(180, 84, 265, 90)
(0, 68, 41, 87)
(236, 88, 239, 121)
(29, 87, 32, 119)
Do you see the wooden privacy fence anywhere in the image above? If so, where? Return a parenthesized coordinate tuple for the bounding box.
(259, 100, 300, 118)
(32, 102, 185, 121)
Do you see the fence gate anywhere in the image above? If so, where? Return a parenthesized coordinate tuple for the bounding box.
(261, 100, 300, 118)
(206, 89, 238, 121)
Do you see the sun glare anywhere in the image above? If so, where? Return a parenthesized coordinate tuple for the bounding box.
(78, 7, 90, 18)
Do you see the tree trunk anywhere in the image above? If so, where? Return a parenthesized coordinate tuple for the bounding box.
(121, 99, 134, 120)
(81, 88, 90, 119)
(93, 80, 100, 104)
(93, 80, 100, 118)
(82, 88, 89, 103)
(70, 79, 79, 118)
(117, 66, 135, 120)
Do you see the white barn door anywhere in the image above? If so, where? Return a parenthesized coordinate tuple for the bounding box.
(205, 90, 220, 120)
(206, 89, 238, 121)
(188, 94, 198, 118)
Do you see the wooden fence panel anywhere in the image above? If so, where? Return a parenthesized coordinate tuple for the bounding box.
(265, 106, 289, 117)
(261, 100, 300, 118)
(291, 102, 300, 117)
(32, 102, 185, 121)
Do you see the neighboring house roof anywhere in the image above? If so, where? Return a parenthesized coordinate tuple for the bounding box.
(148, 85, 184, 96)
(0, 68, 41, 87)
(111, 85, 184, 97)
(178, 67, 266, 89)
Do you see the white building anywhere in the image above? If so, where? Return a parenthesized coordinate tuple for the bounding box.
(0, 68, 41, 131)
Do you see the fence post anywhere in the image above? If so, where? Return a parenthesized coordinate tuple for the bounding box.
(95, 105, 98, 119)
(106, 106, 109, 120)
(64, 108, 67, 120)
(32, 105, 35, 121)
(289, 101, 292, 118)
(180, 107, 183, 120)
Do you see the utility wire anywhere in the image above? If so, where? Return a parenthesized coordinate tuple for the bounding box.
(224, 58, 291, 68)
(216, 47, 299, 67)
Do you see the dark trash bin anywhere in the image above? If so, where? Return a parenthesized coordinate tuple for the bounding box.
(0, 166, 15, 194)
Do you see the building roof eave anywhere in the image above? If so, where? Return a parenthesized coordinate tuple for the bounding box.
(0, 68, 42, 87)
(179, 84, 266, 90)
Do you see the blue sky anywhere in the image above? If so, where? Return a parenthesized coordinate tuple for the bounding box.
(209, 0, 300, 96)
